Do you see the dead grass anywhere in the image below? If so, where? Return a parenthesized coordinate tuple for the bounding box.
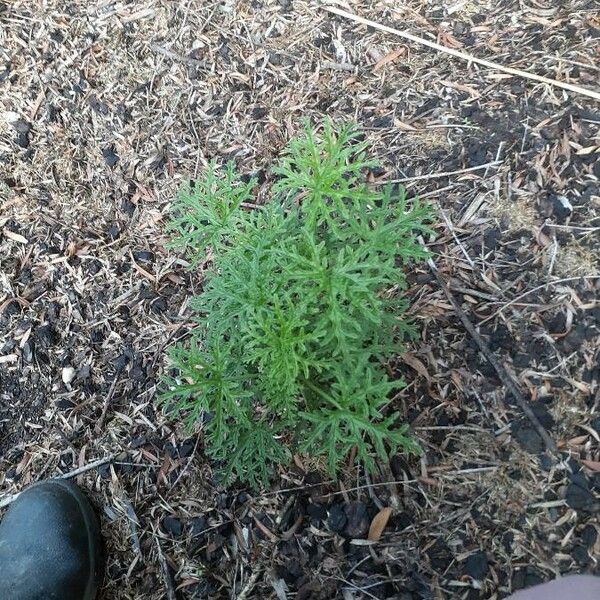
(554, 241, 599, 278)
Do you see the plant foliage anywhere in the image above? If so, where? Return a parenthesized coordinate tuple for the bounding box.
(162, 121, 431, 487)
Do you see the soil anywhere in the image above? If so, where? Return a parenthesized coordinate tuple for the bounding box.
(1, 1, 599, 599)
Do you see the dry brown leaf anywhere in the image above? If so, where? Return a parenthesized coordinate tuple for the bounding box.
(373, 47, 405, 71)
(566, 435, 589, 446)
(3, 228, 28, 244)
(418, 476, 438, 486)
(440, 79, 481, 99)
(253, 516, 278, 542)
(140, 448, 159, 463)
(450, 369, 465, 391)
(566, 378, 592, 394)
(576, 146, 600, 156)
(535, 226, 552, 247)
(581, 459, 600, 472)
(577, 424, 600, 443)
(157, 455, 173, 486)
(368, 506, 393, 541)
(394, 119, 418, 131)
(176, 579, 203, 591)
(281, 515, 304, 540)
(438, 32, 463, 49)
(131, 251, 156, 283)
(400, 353, 431, 381)
(487, 33, 501, 50)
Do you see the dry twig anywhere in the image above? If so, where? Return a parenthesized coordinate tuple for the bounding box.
(236, 564, 265, 600)
(418, 236, 558, 453)
(0, 455, 116, 509)
(481, 275, 600, 325)
(383, 161, 502, 184)
(323, 6, 600, 102)
(95, 376, 119, 433)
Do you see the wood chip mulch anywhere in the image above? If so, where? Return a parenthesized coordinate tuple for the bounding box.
(1, 1, 599, 598)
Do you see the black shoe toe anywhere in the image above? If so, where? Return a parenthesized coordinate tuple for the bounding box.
(0, 479, 103, 600)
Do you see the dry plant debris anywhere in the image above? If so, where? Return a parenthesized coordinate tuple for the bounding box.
(1, 0, 599, 598)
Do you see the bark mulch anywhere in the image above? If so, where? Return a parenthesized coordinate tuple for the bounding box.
(1, 1, 599, 598)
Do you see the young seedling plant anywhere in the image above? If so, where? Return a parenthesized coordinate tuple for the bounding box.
(162, 121, 431, 487)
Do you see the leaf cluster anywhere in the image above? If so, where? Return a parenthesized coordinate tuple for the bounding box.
(162, 121, 431, 487)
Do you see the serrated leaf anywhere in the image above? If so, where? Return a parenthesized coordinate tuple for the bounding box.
(159, 120, 432, 487)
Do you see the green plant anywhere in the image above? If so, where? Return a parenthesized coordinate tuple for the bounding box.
(162, 121, 431, 487)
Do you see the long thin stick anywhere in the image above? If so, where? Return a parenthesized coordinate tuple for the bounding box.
(0, 455, 115, 509)
(323, 6, 600, 102)
(417, 236, 557, 454)
(237, 564, 264, 600)
(95, 376, 119, 433)
(480, 275, 600, 325)
(384, 161, 501, 184)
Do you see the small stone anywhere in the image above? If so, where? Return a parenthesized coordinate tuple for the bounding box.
(538, 453, 554, 471)
(22, 340, 34, 363)
(512, 353, 530, 369)
(113, 353, 129, 371)
(524, 570, 544, 589)
(151, 296, 168, 314)
(165, 442, 178, 459)
(371, 115, 393, 128)
(56, 398, 75, 410)
(502, 531, 514, 552)
(237, 491, 250, 504)
(129, 436, 148, 449)
(98, 463, 110, 479)
(464, 550, 488, 580)
(50, 29, 64, 44)
(512, 567, 544, 592)
(0, 339, 15, 354)
(16, 131, 30, 148)
(61, 366, 75, 384)
(531, 403, 556, 429)
(396, 511, 413, 530)
(107, 223, 120, 240)
(2, 300, 20, 317)
(426, 539, 452, 571)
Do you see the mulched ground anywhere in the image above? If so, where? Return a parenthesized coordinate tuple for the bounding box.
(1, 1, 599, 598)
